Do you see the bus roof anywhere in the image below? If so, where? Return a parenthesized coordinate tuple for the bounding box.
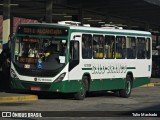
(18, 23, 151, 37)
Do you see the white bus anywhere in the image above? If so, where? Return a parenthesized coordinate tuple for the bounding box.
(10, 23, 152, 100)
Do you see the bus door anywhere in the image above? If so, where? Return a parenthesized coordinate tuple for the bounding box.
(69, 33, 81, 80)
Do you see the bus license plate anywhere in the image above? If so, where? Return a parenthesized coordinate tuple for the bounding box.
(30, 87, 41, 91)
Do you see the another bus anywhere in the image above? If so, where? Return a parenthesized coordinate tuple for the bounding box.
(10, 22, 152, 100)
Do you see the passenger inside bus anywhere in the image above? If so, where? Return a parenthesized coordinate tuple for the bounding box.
(28, 45, 39, 58)
(116, 37, 126, 59)
(22, 44, 29, 57)
(82, 35, 92, 59)
(137, 38, 145, 59)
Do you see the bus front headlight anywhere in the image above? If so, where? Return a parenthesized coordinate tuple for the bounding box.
(54, 72, 66, 82)
(10, 69, 19, 79)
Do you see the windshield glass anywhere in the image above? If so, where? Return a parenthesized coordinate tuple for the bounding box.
(13, 36, 67, 71)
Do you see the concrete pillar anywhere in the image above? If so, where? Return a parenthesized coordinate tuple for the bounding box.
(2, 0, 10, 46)
(46, 0, 53, 23)
(10, 16, 13, 34)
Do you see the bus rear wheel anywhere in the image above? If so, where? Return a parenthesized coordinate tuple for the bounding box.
(74, 77, 88, 100)
(119, 76, 132, 98)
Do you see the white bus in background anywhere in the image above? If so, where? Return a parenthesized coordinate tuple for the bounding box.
(10, 22, 152, 100)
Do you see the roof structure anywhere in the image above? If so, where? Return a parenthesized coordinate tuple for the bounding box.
(0, 0, 160, 30)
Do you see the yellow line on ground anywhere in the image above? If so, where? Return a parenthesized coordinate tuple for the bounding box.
(0, 95, 38, 103)
(141, 83, 155, 87)
(141, 82, 160, 87)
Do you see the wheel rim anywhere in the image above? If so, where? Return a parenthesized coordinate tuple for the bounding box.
(126, 81, 131, 95)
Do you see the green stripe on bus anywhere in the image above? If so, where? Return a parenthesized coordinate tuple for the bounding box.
(127, 67, 136, 69)
(82, 67, 136, 70)
(82, 68, 92, 70)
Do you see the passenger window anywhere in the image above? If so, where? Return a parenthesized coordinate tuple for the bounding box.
(126, 37, 136, 59)
(137, 37, 145, 59)
(104, 35, 115, 59)
(146, 38, 151, 59)
(93, 35, 104, 59)
(82, 34, 92, 59)
(116, 36, 126, 59)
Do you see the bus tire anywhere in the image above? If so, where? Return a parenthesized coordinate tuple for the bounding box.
(74, 77, 88, 100)
(119, 76, 132, 98)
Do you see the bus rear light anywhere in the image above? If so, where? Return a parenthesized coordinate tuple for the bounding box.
(54, 72, 66, 82)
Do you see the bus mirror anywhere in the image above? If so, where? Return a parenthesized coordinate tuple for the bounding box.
(59, 56, 65, 63)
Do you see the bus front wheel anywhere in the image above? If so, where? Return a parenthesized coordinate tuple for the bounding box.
(74, 77, 88, 100)
(119, 76, 132, 98)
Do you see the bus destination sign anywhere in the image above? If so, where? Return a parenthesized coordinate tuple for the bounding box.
(19, 57, 38, 64)
(22, 38, 39, 42)
(17, 26, 68, 36)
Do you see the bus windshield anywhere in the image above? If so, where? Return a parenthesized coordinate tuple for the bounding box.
(13, 36, 68, 71)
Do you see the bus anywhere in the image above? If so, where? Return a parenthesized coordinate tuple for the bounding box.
(10, 22, 152, 100)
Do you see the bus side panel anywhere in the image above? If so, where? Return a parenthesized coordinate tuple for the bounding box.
(132, 77, 150, 88)
(82, 59, 127, 92)
(132, 59, 152, 88)
(89, 78, 125, 91)
(59, 80, 82, 93)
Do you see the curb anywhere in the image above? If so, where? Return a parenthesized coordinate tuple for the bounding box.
(141, 82, 160, 87)
(0, 95, 38, 103)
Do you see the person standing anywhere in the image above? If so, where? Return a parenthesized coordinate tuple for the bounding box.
(0, 34, 13, 91)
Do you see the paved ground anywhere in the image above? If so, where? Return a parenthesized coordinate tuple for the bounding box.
(0, 69, 160, 119)
(0, 86, 160, 120)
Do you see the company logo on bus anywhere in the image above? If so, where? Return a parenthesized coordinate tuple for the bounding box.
(34, 78, 37, 81)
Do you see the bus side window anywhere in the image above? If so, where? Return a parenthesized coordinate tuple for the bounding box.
(105, 35, 115, 59)
(69, 41, 79, 71)
(137, 37, 145, 59)
(116, 36, 126, 59)
(70, 41, 79, 60)
(82, 34, 92, 59)
(146, 38, 151, 59)
(127, 37, 136, 59)
(93, 35, 104, 59)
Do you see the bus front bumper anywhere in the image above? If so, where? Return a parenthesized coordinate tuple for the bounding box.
(10, 79, 82, 93)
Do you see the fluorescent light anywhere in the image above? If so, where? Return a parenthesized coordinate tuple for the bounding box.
(64, 16, 72, 18)
(88, 20, 102, 22)
(52, 13, 66, 16)
(98, 21, 105, 24)
(83, 18, 92, 20)
(83, 24, 90, 27)
(115, 24, 127, 27)
(0, 4, 19, 6)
